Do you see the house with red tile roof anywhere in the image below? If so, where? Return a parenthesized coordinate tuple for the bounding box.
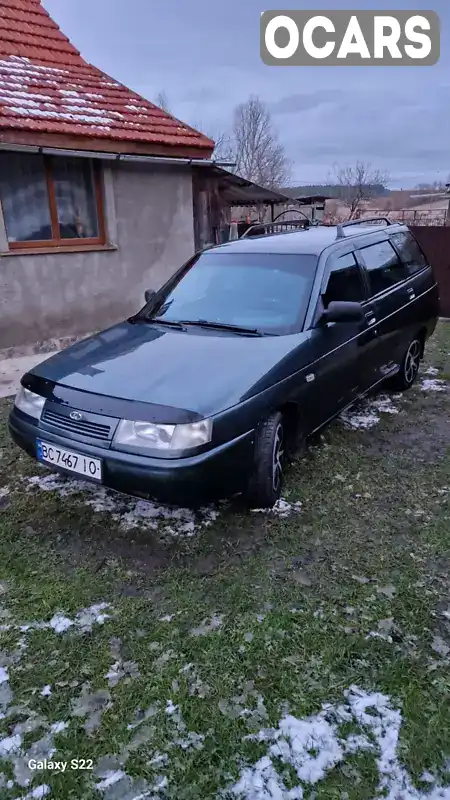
(0, 0, 216, 351)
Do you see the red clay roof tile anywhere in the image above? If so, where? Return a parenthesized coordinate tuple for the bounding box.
(0, 0, 214, 156)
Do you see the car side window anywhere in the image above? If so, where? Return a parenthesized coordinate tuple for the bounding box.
(358, 240, 408, 297)
(322, 252, 366, 307)
(390, 232, 428, 276)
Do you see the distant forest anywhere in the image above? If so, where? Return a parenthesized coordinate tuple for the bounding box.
(281, 184, 390, 198)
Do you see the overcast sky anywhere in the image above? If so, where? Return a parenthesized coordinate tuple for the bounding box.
(43, 0, 449, 188)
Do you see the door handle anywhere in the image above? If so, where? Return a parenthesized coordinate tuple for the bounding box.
(407, 287, 416, 300)
(365, 312, 377, 326)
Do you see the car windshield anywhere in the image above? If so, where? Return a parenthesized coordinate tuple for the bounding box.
(141, 251, 318, 335)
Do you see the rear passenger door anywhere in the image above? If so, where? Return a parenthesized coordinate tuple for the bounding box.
(306, 250, 378, 431)
(389, 230, 438, 339)
(356, 238, 410, 381)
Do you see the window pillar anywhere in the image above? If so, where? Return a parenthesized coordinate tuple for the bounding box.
(0, 198, 8, 252)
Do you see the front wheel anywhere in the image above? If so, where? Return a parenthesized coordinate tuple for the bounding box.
(244, 412, 285, 508)
(389, 336, 422, 391)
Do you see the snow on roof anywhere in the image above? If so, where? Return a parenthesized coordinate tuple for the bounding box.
(0, 0, 213, 155)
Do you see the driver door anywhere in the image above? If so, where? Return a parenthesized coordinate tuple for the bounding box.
(305, 250, 379, 432)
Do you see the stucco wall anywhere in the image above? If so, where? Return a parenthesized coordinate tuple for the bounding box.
(0, 160, 195, 352)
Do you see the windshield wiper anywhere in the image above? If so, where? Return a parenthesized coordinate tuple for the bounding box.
(178, 320, 266, 336)
(131, 317, 187, 330)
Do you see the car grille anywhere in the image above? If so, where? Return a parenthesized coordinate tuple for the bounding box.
(41, 408, 112, 442)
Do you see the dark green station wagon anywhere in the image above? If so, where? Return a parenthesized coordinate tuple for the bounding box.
(9, 218, 439, 508)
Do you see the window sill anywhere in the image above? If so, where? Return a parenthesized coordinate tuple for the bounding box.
(0, 244, 118, 257)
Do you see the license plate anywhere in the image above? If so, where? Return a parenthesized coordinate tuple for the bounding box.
(36, 439, 102, 481)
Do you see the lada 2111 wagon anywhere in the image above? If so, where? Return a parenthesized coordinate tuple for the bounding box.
(9, 218, 439, 508)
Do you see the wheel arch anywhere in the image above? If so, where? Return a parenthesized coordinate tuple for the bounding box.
(416, 326, 427, 357)
(278, 400, 303, 458)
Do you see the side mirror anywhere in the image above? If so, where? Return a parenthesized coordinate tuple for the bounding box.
(323, 301, 364, 324)
(144, 289, 156, 304)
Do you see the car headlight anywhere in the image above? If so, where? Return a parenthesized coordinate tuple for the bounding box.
(113, 418, 213, 451)
(14, 387, 45, 420)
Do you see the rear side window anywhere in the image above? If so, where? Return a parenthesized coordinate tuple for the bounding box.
(358, 240, 408, 296)
(390, 232, 428, 276)
(322, 252, 366, 307)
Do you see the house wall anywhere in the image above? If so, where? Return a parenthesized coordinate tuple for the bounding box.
(0, 160, 195, 352)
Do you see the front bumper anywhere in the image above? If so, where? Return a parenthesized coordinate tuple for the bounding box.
(9, 408, 255, 507)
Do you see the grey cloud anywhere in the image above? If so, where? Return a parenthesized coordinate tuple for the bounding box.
(42, 0, 450, 186)
(269, 89, 344, 114)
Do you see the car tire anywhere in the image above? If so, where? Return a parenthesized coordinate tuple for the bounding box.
(389, 336, 422, 392)
(244, 412, 285, 509)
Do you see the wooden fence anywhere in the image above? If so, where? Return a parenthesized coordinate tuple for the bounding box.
(411, 226, 450, 317)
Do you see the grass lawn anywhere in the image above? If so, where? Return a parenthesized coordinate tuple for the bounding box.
(0, 323, 449, 799)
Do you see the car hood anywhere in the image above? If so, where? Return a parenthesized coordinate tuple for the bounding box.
(31, 322, 308, 418)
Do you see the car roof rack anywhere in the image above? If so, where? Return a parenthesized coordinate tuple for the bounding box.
(240, 219, 311, 239)
(336, 217, 394, 240)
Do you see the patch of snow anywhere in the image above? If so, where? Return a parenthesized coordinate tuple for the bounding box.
(0, 89, 52, 101)
(0, 56, 68, 75)
(159, 615, 174, 622)
(431, 636, 450, 659)
(341, 393, 401, 430)
(50, 721, 68, 735)
(230, 686, 450, 799)
(49, 613, 73, 633)
(0, 486, 9, 499)
(0, 94, 42, 107)
(40, 685, 52, 697)
(377, 584, 396, 599)
(370, 396, 400, 414)
(71, 684, 111, 735)
(18, 602, 111, 637)
(13, 787, 50, 800)
(252, 498, 302, 518)
(26, 473, 218, 538)
(190, 614, 223, 637)
(96, 770, 126, 790)
(420, 379, 447, 393)
(165, 700, 178, 716)
(9, 105, 114, 125)
(0, 666, 8, 684)
(163, 700, 205, 753)
(75, 602, 110, 631)
(424, 367, 439, 376)
(0, 733, 21, 756)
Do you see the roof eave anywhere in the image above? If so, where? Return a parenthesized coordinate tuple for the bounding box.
(0, 128, 214, 160)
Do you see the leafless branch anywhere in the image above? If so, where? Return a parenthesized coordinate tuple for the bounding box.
(154, 91, 171, 114)
(231, 96, 291, 189)
(329, 161, 390, 219)
(190, 120, 235, 162)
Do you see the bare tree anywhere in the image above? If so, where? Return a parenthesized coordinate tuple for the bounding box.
(211, 130, 234, 162)
(190, 119, 234, 162)
(154, 91, 171, 113)
(230, 96, 291, 189)
(329, 161, 390, 219)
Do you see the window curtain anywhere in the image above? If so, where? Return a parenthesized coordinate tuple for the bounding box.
(0, 152, 52, 242)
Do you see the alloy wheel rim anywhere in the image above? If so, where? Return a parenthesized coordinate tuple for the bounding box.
(272, 423, 284, 492)
(404, 340, 421, 385)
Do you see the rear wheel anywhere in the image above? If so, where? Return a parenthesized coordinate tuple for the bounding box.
(244, 412, 286, 508)
(389, 336, 422, 391)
